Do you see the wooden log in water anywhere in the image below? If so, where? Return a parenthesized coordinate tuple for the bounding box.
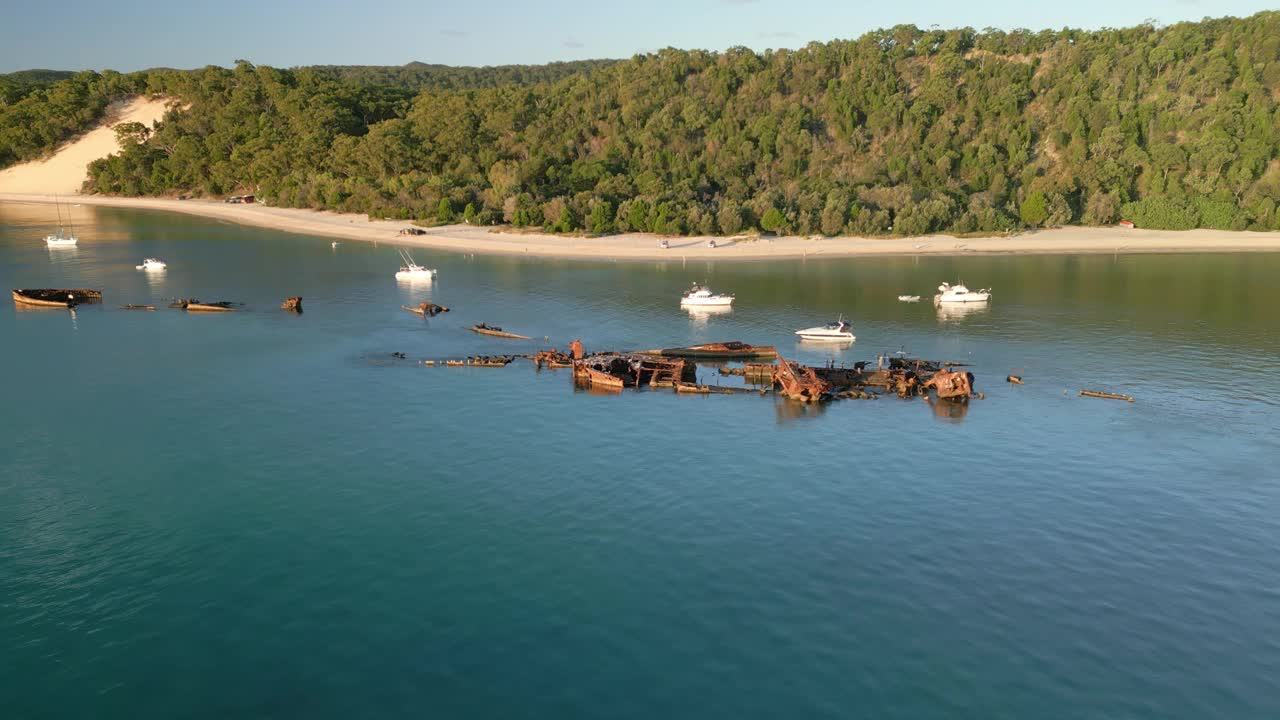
(1080, 390, 1134, 402)
(1007, 375, 1023, 384)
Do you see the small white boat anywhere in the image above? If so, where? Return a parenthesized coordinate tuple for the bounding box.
(44, 196, 78, 246)
(679, 283, 733, 306)
(136, 258, 167, 270)
(897, 295, 921, 302)
(935, 282, 991, 304)
(394, 249, 436, 280)
(331, 241, 339, 248)
(795, 316, 855, 342)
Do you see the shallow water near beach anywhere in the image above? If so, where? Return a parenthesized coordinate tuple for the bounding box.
(2, 203, 1279, 719)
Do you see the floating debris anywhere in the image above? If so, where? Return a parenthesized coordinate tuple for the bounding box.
(281, 296, 303, 313)
(1080, 390, 1134, 402)
(402, 302, 449, 317)
(1007, 375, 1023, 384)
(120, 304, 156, 311)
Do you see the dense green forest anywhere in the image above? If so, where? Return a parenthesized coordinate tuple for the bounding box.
(0, 70, 75, 104)
(9, 13, 1280, 233)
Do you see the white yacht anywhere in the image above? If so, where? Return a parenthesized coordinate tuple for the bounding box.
(136, 258, 167, 270)
(679, 283, 734, 306)
(935, 282, 991, 304)
(795, 317, 855, 342)
(394, 249, 436, 280)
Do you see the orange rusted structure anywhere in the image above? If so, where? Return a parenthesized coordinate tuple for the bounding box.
(773, 358, 832, 403)
(922, 368, 975, 400)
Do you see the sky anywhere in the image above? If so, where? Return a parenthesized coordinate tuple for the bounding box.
(1, 0, 1274, 73)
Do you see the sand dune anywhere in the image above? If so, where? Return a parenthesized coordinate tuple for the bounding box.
(0, 97, 172, 195)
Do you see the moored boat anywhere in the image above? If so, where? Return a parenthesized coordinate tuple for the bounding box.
(642, 341, 778, 359)
(120, 304, 156, 310)
(12, 288, 102, 307)
(679, 283, 734, 306)
(395, 249, 436, 280)
(136, 258, 167, 270)
(897, 295, 921, 302)
(935, 282, 991, 304)
(470, 323, 530, 339)
(795, 317, 855, 342)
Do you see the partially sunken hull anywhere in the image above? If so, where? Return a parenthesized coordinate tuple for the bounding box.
(12, 288, 102, 307)
(645, 341, 778, 360)
(471, 326, 531, 340)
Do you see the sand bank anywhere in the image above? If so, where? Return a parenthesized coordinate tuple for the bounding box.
(3, 192, 1279, 260)
(0, 98, 174, 195)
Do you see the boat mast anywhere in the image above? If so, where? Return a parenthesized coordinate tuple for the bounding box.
(54, 195, 63, 233)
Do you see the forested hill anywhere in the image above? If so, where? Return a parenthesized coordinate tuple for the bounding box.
(13, 13, 1280, 233)
(307, 60, 619, 91)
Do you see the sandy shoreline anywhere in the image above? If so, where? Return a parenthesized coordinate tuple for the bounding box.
(3, 192, 1280, 261)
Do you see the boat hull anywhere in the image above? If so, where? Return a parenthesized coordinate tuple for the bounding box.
(796, 333, 855, 342)
(185, 303, 236, 312)
(12, 288, 101, 307)
(645, 342, 778, 360)
(935, 294, 991, 303)
(471, 326, 531, 340)
(395, 271, 434, 281)
(680, 297, 733, 306)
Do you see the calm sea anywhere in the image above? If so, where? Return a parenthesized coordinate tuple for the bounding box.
(2, 203, 1278, 719)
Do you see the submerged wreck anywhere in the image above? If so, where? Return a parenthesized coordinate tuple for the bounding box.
(12, 288, 103, 307)
(572, 353, 695, 390)
(639, 341, 778, 360)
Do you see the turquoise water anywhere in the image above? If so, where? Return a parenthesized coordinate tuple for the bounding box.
(3, 204, 1279, 719)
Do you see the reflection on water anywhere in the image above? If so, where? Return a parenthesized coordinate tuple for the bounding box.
(935, 300, 990, 322)
(927, 395, 971, 424)
(686, 304, 732, 327)
(774, 396, 827, 423)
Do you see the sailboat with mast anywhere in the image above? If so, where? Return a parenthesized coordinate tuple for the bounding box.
(394, 248, 436, 280)
(44, 196, 78, 246)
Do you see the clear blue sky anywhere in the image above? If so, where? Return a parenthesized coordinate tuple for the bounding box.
(2, 0, 1274, 73)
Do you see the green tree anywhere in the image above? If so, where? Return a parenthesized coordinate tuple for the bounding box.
(1019, 191, 1049, 226)
(760, 207, 786, 233)
(436, 197, 453, 222)
(462, 202, 477, 224)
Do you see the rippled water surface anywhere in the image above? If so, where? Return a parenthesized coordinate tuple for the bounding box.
(3, 204, 1279, 719)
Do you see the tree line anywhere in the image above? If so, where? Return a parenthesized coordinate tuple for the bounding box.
(10, 13, 1280, 233)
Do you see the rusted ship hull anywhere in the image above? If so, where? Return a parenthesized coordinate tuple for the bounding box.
(642, 341, 778, 360)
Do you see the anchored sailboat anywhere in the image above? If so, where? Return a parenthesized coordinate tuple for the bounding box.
(44, 196, 78, 246)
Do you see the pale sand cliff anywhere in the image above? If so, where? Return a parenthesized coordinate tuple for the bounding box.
(1, 96, 1278, 260)
(0, 97, 172, 195)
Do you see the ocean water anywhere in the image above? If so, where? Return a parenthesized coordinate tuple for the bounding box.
(2, 203, 1279, 719)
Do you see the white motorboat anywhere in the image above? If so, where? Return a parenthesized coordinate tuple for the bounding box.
(935, 282, 991, 304)
(897, 295, 921, 302)
(136, 258, 167, 270)
(44, 196, 78, 246)
(679, 283, 734, 306)
(394, 249, 436, 280)
(795, 317, 855, 342)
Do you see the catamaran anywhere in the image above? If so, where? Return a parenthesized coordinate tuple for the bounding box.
(44, 197, 78, 246)
(394, 249, 436, 280)
(795, 316, 856, 342)
(679, 283, 734, 306)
